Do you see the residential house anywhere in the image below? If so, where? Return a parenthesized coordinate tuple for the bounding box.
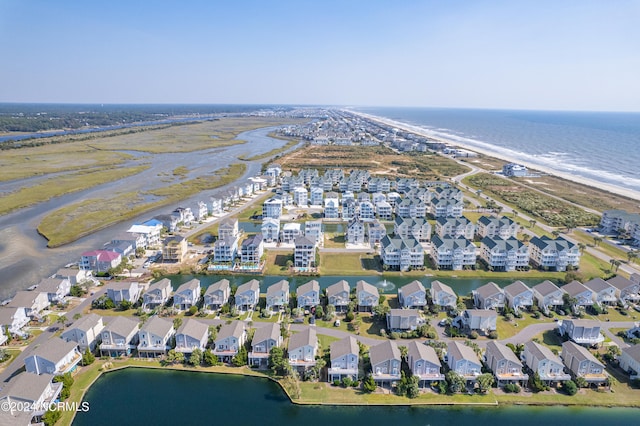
(103, 240, 134, 258)
(370, 340, 402, 385)
(619, 345, 640, 379)
(522, 341, 571, 385)
(533, 280, 566, 314)
(25, 339, 81, 375)
(173, 279, 201, 311)
(504, 281, 534, 313)
(446, 341, 482, 382)
(346, 218, 365, 245)
(309, 187, 324, 206)
(583, 278, 617, 306)
(234, 279, 260, 311)
(395, 197, 426, 219)
(142, 278, 172, 310)
(561, 341, 608, 384)
(476, 215, 519, 239)
(304, 221, 323, 246)
(358, 200, 376, 221)
(0, 307, 29, 337)
(435, 217, 475, 239)
(398, 280, 427, 309)
(61, 313, 104, 351)
(430, 280, 457, 310)
(455, 309, 497, 333)
(55, 268, 90, 286)
(249, 323, 282, 368)
(175, 319, 209, 354)
(7, 291, 49, 318)
(266, 280, 290, 312)
(0, 373, 63, 425)
(240, 234, 263, 269)
(434, 187, 463, 201)
(342, 198, 356, 220)
(297, 280, 320, 310)
(79, 250, 122, 273)
(281, 223, 302, 244)
(127, 221, 162, 248)
(430, 235, 477, 270)
(367, 220, 387, 248)
(375, 200, 393, 220)
(430, 198, 464, 218)
(218, 218, 239, 240)
(99, 316, 140, 357)
(529, 236, 580, 271)
(561, 280, 594, 312)
(380, 235, 424, 271)
(203, 279, 230, 311)
(607, 276, 640, 305)
(386, 309, 421, 331)
(394, 217, 432, 243)
(154, 214, 179, 233)
(328, 336, 359, 382)
(407, 341, 444, 385)
(261, 218, 280, 243)
(356, 280, 379, 312)
(479, 237, 529, 271)
(36, 277, 71, 303)
(106, 282, 141, 305)
(213, 235, 239, 265)
(213, 321, 246, 362)
(484, 341, 528, 386)
(324, 193, 340, 219)
(558, 319, 604, 346)
(294, 235, 316, 269)
(599, 209, 640, 235)
(288, 327, 318, 372)
(137, 316, 175, 358)
(293, 187, 308, 206)
(473, 282, 505, 310)
(327, 280, 350, 312)
(162, 236, 187, 263)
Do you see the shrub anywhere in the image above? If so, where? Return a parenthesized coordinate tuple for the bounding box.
(345, 311, 355, 322)
(563, 380, 578, 396)
(488, 331, 499, 339)
(503, 383, 520, 393)
(333, 379, 340, 387)
(469, 331, 479, 339)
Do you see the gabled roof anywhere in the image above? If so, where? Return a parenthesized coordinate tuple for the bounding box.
(431, 235, 475, 250)
(583, 278, 615, 293)
(447, 341, 479, 364)
(175, 278, 200, 294)
(176, 318, 209, 340)
(289, 327, 317, 351)
(147, 278, 172, 293)
(407, 341, 441, 366)
(267, 280, 289, 296)
(621, 344, 640, 363)
(356, 280, 379, 297)
(533, 280, 563, 297)
(486, 341, 522, 366)
(530, 236, 576, 251)
(241, 234, 263, 247)
(0, 372, 56, 402)
(330, 336, 359, 360)
(297, 280, 319, 295)
(252, 323, 280, 345)
(477, 215, 515, 227)
(465, 309, 498, 319)
(294, 235, 315, 247)
(0, 307, 26, 324)
(562, 341, 604, 366)
(103, 316, 139, 337)
(474, 282, 503, 299)
(524, 340, 562, 365)
(481, 236, 525, 251)
(399, 280, 425, 296)
(140, 316, 173, 337)
(217, 321, 245, 340)
(236, 279, 260, 294)
(607, 276, 636, 291)
(327, 280, 350, 297)
(430, 280, 456, 297)
(369, 340, 400, 366)
(205, 279, 230, 295)
(27, 338, 78, 362)
(388, 308, 419, 318)
(7, 291, 47, 308)
(562, 280, 591, 297)
(80, 250, 121, 261)
(67, 313, 102, 333)
(37, 277, 67, 293)
(504, 280, 531, 296)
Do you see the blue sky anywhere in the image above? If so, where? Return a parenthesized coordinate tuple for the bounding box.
(0, 0, 638, 111)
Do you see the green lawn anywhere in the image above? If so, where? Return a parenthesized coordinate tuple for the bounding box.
(319, 252, 380, 276)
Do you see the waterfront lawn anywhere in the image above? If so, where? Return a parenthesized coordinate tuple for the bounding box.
(323, 233, 346, 249)
(320, 252, 379, 276)
(263, 250, 291, 275)
(578, 252, 613, 280)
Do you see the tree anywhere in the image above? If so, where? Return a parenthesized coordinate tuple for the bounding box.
(476, 373, 494, 393)
(53, 373, 74, 401)
(593, 236, 602, 247)
(188, 305, 198, 316)
(529, 372, 548, 393)
(42, 408, 62, 426)
(166, 349, 184, 365)
(188, 348, 203, 366)
(563, 379, 578, 395)
(552, 230, 560, 238)
(232, 346, 248, 366)
(118, 300, 133, 311)
(314, 305, 324, 319)
(362, 374, 377, 393)
(529, 219, 537, 229)
(56, 315, 67, 328)
(70, 285, 84, 297)
(575, 376, 588, 388)
(446, 371, 465, 394)
(82, 347, 95, 366)
(173, 317, 183, 330)
(269, 347, 287, 376)
(578, 243, 587, 254)
(203, 349, 218, 366)
(372, 304, 390, 320)
(323, 304, 336, 321)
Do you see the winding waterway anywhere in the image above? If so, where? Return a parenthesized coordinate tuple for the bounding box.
(73, 368, 639, 426)
(0, 126, 296, 299)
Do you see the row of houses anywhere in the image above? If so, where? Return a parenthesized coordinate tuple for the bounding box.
(599, 209, 640, 245)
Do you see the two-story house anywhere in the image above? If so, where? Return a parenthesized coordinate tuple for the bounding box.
(370, 340, 402, 386)
(484, 341, 528, 386)
(204, 279, 230, 311)
(430, 280, 457, 311)
(213, 321, 246, 363)
(173, 279, 201, 311)
(174, 318, 209, 354)
(99, 316, 140, 357)
(522, 341, 571, 385)
(234, 279, 260, 312)
(398, 280, 427, 309)
(472, 282, 505, 311)
(327, 280, 351, 312)
(266, 280, 290, 312)
(561, 341, 607, 384)
(533, 280, 566, 314)
(61, 313, 104, 351)
(504, 281, 533, 313)
(288, 327, 318, 373)
(328, 336, 359, 382)
(356, 280, 379, 312)
(446, 341, 482, 383)
(249, 323, 282, 369)
(142, 278, 173, 310)
(137, 316, 175, 358)
(407, 341, 444, 386)
(296, 280, 320, 310)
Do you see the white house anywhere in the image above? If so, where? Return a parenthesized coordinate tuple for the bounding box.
(25, 339, 81, 375)
(61, 313, 104, 351)
(266, 280, 290, 312)
(504, 281, 534, 313)
(204, 279, 231, 311)
(430, 280, 457, 310)
(234, 279, 260, 311)
(288, 327, 318, 372)
(137, 316, 175, 358)
(398, 280, 427, 309)
(142, 278, 173, 310)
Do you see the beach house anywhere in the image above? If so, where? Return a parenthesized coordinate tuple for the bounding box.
(249, 323, 282, 368)
(203, 279, 230, 311)
(288, 328, 318, 372)
(266, 280, 290, 312)
(24, 339, 81, 375)
(174, 319, 209, 354)
(234, 279, 260, 312)
(472, 282, 505, 310)
(137, 316, 175, 358)
(61, 313, 104, 351)
(430, 280, 457, 311)
(213, 321, 246, 363)
(327, 280, 350, 312)
(328, 336, 360, 382)
(397, 280, 427, 309)
(99, 316, 140, 357)
(296, 280, 320, 310)
(484, 341, 528, 386)
(142, 278, 173, 310)
(370, 340, 402, 386)
(173, 279, 201, 311)
(521, 341, 571, 385)
(561, 341, 607, 384)
(356, 280, 379, 312)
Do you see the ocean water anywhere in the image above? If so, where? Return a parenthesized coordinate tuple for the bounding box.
(355, 107, 640, 193)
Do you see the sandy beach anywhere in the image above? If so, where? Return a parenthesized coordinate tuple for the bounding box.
(351, 111, 640, 203)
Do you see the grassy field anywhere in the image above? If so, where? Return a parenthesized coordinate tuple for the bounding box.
(0, 165, 149, 215)
(319, 252, 380, 275)
(38, 164, 246, 247)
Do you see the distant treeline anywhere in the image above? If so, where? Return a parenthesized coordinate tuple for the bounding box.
(0, 112, 166, 132)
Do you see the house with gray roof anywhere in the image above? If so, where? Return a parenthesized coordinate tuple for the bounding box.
(37, 277, 71, 303)
(430, 235, 477, 270)
(0, 307, 29, 337)
(407, 341, 444, 385)
(7, 291, 49, 318)
(561, 280, 594, 312)
(446, 341, 482, 382)
(533, 280, 565, 314)
(204, 279, 230, 311)
(175, 318, 209, 354)
(476, 215, 519, 239)
(142, 278, 172, 310)
(435, 217, 475, 239)
(234, 279, 260, 311)
(173, 278, 201, 311)
(398, 280, 427, 309)
(327, 280, 351, 312)
(522, 341, 571, 385)
(473, 282, 505, 310)
(137, 316, 175, 358)
(619, 344, 640, 379)
(249, 323, 282, 368)
(213, 321, 246, 362)
(99, 316, 140, 357)
(328, 336, 359, 382)
(455, 309, 497, 334)
(529, 236, 580, 271)
(484, 341, 528, 386)
(61, 313, 104, 351)
(296, 280, 320, 309)
(386, 309, 422, 331)
(561, 341, 607, 384)
(106, 281, 141, 305)
(370, 340, 401, 385)
(25, 339, 81, 375)
(430, 280, 457, 310)
(356, 280, 379, 312)
(504, 281, 533, 313)
(394, 217, 431, 243)
(479, 236, 529, 271)
(380, 235, 424, 271)
(0, 372, 63, 424)
(558, 319, 604, 346)
(607, 275, 640, 305)
(288, 327, 318, 371)
(583, 278, 617, 306)
(266, 280, 290, 312)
